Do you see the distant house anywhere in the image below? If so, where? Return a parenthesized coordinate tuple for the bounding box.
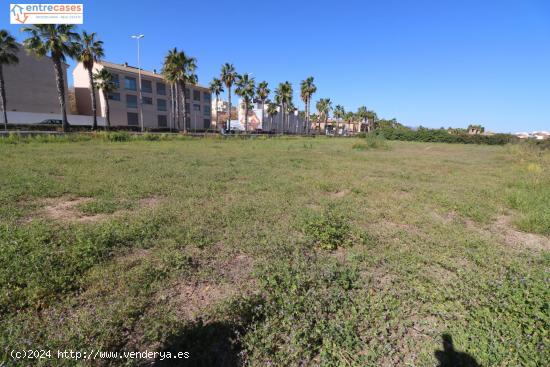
(467, 124, 485, 135)
(532, 131, 550, 140)
(514, 131, 549, 140)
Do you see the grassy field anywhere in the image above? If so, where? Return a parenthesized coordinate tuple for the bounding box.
(0, 136, 548, 366)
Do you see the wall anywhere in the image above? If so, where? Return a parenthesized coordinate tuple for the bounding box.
(3, 46, 69, 114)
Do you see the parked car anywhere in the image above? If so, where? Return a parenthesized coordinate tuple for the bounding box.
(39, 119, 65, 125)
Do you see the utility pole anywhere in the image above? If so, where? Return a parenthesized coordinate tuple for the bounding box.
(131, 34, 145, 132)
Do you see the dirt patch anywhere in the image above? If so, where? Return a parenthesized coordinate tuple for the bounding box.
(159, 250, 255, 321)
(116, 248, 152, 266)
(432, 210, 549, 252)
(41, 196, 105, 223)
(31, 195, 163, 224)
(491, 215, 550, 251)
(163, 281, 236, 320)
(330, 246, 349, 264)
(139, 196, 162, 209)
(430, 210, 458, 225)
(425, 263, 458, 284)
(331, 189, 349, 198)
(362, 264, 397, 292)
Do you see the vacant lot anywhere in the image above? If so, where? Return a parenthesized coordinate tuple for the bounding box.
(0, 136, 548, 366)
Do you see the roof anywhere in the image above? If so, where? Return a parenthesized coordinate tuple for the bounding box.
(98, 61, 208, 90)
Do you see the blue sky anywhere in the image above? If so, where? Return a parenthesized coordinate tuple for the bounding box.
(4, 0, 550, 132)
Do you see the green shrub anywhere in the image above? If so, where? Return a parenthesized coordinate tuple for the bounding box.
(105, 131, 131, 142)
(142, 133, 161, 141)
(353, 135, 391, 150)
(374, 126, 516, 145)
(302, 206, 354, 250)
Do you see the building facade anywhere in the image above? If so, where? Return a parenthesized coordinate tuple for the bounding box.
(3, 44, 69, 115)
(73, 61, 212, 130)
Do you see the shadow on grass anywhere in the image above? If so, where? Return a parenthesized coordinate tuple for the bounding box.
(155, 319, 241, 367)
(435, 334, 481, 367)
(154, 296, 263, 367)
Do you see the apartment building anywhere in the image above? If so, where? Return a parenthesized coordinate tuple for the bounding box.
(3, 44, 68, 115)
(73, 61, 212, 130)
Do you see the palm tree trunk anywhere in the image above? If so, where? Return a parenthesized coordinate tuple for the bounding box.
(0, 65, 8, 131)
(261, 101, 265, 131)
(306, 99, 309, 135)
(103, 91, 111, 130)
(53, 57, 69, 132)
(245, 101, 249, 133)
(175, 84, 180, 131)
(180, 81, 187, 134)
(87, 67, 97, 130)
(170, 83, 174, 132)
(227, 86, 232, 132)
(215, 95, 219, 131)
(281, 102, 285, 135)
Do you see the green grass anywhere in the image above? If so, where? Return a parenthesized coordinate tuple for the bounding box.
(0, 137, 548, 366)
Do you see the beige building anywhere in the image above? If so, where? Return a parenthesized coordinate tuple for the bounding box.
(3, 44, 68, 114)
(73, 61, 212, 130)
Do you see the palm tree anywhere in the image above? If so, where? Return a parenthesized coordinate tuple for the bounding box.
(286, 102, 297, 133)
(267, 102, 278, 132)
(23, 25, 79, 132)
(93, 68, 115, 130)
(256, 81, 270, 131)
(76, 31, 104, 130)
(300, 77, 316, 135)
(161, 48, 180, 131)
(221, 63, 237, 132)
(209, 78, 224, 132)
(316, 98, 332, 134)
(0, 30, 19, 131)
(356, 106, 368, 132)
(274, 81, 293, 133)
(333, 104, 345, 135)
(235, 73, 255, 132)
(173, 50, 197, 133)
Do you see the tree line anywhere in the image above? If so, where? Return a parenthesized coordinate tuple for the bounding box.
(0, 26, 383, 135)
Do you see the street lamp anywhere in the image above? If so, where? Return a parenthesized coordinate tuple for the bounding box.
(131, 34, 144, 132)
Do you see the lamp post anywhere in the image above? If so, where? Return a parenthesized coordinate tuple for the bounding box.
(131, 34, 144, 132)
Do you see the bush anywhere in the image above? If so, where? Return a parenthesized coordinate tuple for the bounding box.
(302, 205, 354, 250)
(104, 131, 131, 142)
(373, 127, 517, 145)
(353, 135, 391, 150)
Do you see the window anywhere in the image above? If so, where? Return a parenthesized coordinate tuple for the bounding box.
(126, 94, 137, 108)
(156, 83, 166, 95)
(193, 104, 201, 111)
(141, 80, 152, 93)
(108, 92, 120, 101)
(127, 112, 138, 126)
(203, 105, 211, 116)
(112, 74, 120, 88)
(157, 99, 167, 111)
(203, 119, 211, 129)
(193, 90, 201, 101)
(158, 115, 167, 127)
(185, 103, 190, 112)
(203, 92, 211, 102)
(124, 76, 136, 91)
(142, 96, 153, 105)
(185, 88, 190, 98)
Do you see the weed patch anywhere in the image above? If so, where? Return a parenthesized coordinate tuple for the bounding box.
(301, 205, 355, 250)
